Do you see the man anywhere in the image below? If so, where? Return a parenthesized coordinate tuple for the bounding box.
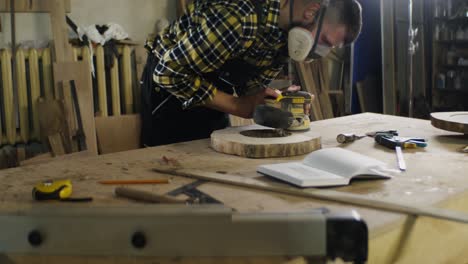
(141, 0, 362, 147)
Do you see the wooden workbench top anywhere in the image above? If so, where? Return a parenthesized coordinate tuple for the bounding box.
(1, 113, 467, 264)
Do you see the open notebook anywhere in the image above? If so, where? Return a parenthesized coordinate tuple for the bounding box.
(257, 148, 394, 187)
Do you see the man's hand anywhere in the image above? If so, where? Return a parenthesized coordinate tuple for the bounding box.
(278, 85, 314, 116)
(205, 86, 314, 119)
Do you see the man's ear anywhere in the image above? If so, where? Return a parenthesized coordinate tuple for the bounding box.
(303, 2, 321, 22)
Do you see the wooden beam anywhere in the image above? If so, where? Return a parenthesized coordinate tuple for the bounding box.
(49, 0, 73, 62)
(381, 0, 397, 115)
(0, 0, 71, 13)
(296, 62, 323, 121)
(153, 168, 468, 224)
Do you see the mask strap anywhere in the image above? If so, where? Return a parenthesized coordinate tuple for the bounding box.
(310, 0, 330, 54)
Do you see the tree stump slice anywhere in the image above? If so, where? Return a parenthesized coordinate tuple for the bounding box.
(211, 125, 321, 158)
(431, 112, 468, 135)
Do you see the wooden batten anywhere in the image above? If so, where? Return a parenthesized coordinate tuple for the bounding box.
(16, 49, 30, 143)
(29, 49, 41, 141)
(95, 46, 108, 117)
(41, 48, 54, 99)
(1, 50, 16, 145)
(121, 46, 133, 114)
(110, 56, 121, 116)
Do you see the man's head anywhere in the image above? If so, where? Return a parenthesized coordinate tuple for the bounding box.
(286, 0, 362, 61)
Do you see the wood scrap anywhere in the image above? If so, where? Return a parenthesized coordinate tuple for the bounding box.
(53, 61, 98, 155)
(37, 97, 68, 156)
(95, 115, 141, 154)
(152, 168, 468, 224)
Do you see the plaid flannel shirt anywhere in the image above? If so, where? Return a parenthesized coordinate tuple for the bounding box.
(146, 0, 288, 107)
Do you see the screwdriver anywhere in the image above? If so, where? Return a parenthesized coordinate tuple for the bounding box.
(336, 133, 365, 144)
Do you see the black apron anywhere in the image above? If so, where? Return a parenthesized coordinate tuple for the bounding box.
(141, 1, 264, 147)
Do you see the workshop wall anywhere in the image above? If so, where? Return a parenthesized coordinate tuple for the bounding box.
(0, 0, 176, 48)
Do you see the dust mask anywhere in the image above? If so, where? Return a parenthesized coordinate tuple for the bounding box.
(288, 0, 331, 62)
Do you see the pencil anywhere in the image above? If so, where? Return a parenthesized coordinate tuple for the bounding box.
(98, 179, 170, 185)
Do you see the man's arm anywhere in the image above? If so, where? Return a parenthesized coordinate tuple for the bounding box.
(205, 88, 280, 119)
(153, 4, 256, 108)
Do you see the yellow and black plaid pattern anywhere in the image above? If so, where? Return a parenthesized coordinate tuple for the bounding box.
(147, 0, 288, 107)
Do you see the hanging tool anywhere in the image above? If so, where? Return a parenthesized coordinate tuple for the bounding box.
(70, 80, 87, 151)
(32, 179, 92, 202)
(167, 180, 222, 204)
(336, 133, 365, 144)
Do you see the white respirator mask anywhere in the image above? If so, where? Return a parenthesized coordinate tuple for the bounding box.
(288, 0, 331, 62)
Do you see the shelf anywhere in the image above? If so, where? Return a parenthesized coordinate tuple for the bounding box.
(435, 40, 468, 46)
(441, 64, 468, 69)
(436, 88, 468, 94)
(434, 17, 468, 23)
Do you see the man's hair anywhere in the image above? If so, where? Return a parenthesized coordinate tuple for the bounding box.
(302, 0, 363, 45)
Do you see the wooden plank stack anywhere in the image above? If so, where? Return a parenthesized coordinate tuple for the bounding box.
(296, 58, 344, 121)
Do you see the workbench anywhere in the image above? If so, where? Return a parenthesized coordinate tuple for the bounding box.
(0, 113, 467, 264)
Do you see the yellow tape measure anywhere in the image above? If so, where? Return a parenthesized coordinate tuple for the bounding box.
(32, 179, 92, 202)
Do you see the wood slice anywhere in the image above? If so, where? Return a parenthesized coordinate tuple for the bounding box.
(431, 112, 468, 135)
(211, 125, 321, 158)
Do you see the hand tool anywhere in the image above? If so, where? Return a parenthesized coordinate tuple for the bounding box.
(371, 131, 427, 150)
(115, 187, 186, 204)
(99, 179, 170, 185)
(371, 131, 426, 171)
(153, 168, 468, 224)
(32, 179, 92, 202)
(253, 91, 313, 131)
(167, 180, 222, 204)
(395, 146, 406, 171)
(336, 133, 365, 144)
(462, 146, 468, 153)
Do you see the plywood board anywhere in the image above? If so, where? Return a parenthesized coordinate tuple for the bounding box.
(211, 125, 321, 158)
(95, 115, 142, 154)
(53, 61, 98, 155)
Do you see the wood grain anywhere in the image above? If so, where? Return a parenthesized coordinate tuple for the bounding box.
(95, 115, 141, 154)
(152, 168, 468, 224)
(431, 112, 468, 135)
(53, 62, 98, 155)
(211, 125, 321, 158)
